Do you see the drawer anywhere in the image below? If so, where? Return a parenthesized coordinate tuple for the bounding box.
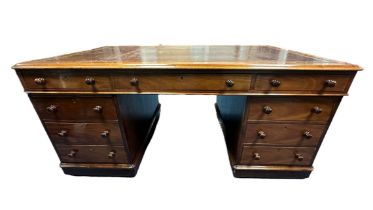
(114, 74, 252, 92)
(45, 122, 123, 145)
(241, 146, 316, 166)
(21, 70, 112, 91)
(57, 145, 128, 163)
(254, 73, 353, 93)
(31, 96, 118, 121)
(246, 97, 336, 122)
(244, 123, 325, 146)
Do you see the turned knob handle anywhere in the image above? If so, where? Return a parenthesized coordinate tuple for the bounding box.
(325, 79, 337, 88)
(85, 77, 95, 85)
(257, 130, 266, 139)
(295, 153, 304, 161)
(46, 105, 57, 112)
(101, 130, 110, 137)
(67, 150, 77, 158)
(225, 79, 235, 87)
(253, 152, 261, 160)
(34, 77, 46, 85)
(58, 130, 68, 137)
(311, 106, 322, 114)
(270, 79, 281, 87)
(303, 131, 313, 139)
(130, 78, 139, 86)
(93, 105, 103, 112)
(108, 151, 116, 159)
(263, 106, 272, 114)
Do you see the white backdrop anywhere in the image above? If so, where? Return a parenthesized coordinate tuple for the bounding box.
(0, 0, 372, 209)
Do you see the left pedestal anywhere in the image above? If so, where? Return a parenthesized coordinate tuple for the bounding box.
(29, 94, 160, 177)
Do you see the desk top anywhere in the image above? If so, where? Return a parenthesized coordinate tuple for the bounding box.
(13, 45, 362, 71)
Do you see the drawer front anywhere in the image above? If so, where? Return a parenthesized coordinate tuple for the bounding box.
(254, 74, 353, 93)
(57, 145, 128, 163)
(114, 74, 252, 92)
(31, 96, 118, 121)
(22, 71, 112, 91)
(247, 97, 336, 122)
(241, 146, 316, 166)
(244, 123, 325, 146)
(45, 122, 123, 145)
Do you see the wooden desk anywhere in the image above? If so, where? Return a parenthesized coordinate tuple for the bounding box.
(13, 46, 362, 178)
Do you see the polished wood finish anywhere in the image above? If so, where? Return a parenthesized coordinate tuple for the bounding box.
(12, 46, 362, 70)
(28, 93, 160, 177)
(45, 122, 124, 145)
(246, 97, 336, 122)
(240, 146, 315, 166)
(22, 70, 112, 91)
(60, 105, 160, 177)
(244, 123, 325, 146)
(113, 73, 252, 92)
(215, 94, 342, 178)
(254, 73, 354, 93)
(116, 94, 159, 162)
(57, 145, 128, 163)
(17, 69, 355, 96)
(13, 45, 361, 178)
(30, 96, 118, 121)
(216, 96, 247, 162)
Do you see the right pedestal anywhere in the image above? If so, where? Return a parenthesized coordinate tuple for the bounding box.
(216, 95, 341, 179)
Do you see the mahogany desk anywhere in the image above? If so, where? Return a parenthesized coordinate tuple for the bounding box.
(13, 46, 362, 178)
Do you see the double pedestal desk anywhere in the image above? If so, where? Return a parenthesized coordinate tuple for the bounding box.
(13, 46, 361, 178)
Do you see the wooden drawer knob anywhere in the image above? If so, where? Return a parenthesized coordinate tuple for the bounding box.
(58, 130, 68, 137)
(101, 130, 110, 137)
(225, 79, 234, 87)
(253, 152, 261, 160)
(130, 78, 139, 86)
(93, 106, 103, 112)
(325, 79, 337, 87)
(67, 150, 77, 158)
(263, 106, 272, 114)
(303, 131, 313, 139)
(257, 130, 266, 138)
(311, 106, 322, 114)
(46, 105, 57, 112)
(270, 79, 281, 87)
(85, 77, 95, 85)
(295, 153, 304, 161)
(34, 77, 46, 85)
(108, 151, 116, 159)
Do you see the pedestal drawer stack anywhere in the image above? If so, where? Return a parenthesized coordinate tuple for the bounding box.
(216, 72, 356, 178)
(21, 69, 162, 177)
(240, 96, 339, 166)
(30, 95, 129, 164)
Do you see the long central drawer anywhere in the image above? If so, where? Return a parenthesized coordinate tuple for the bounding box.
(113, 73, 252, 92)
